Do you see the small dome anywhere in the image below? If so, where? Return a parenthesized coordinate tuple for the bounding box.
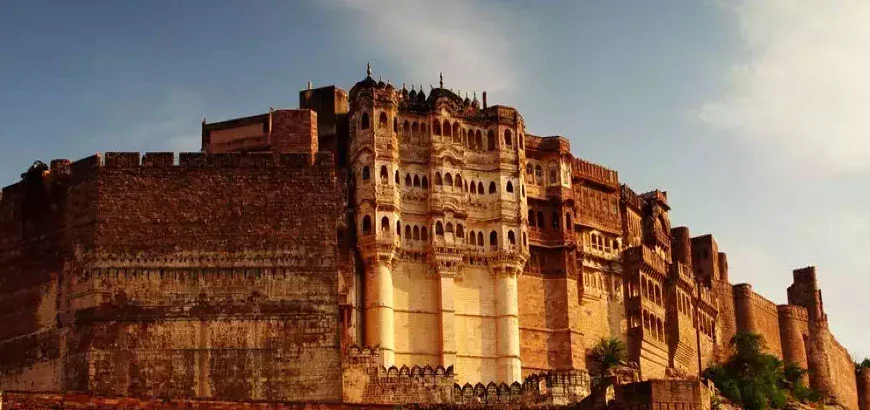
(417, 88, 426, 102)
(409, 88, 417, 99)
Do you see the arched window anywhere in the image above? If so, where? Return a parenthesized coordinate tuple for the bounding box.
(361, 112, 370, 130)
(411, 122, 419, 134)
(504, 129, 512, 146)
(477, 182, 484, 194)
(528, 210, 536, 226)
(506, 181, 514, 193)
(446, 222, 454, 234)
(489, 181, 496, 194)
(537, 211, 545, 229)
(470, 231, 477, 245)
(519, 135, 524, 149)
(443, 119, 451, 138)
(490, 231, 498, 248)
(422, 176, 429, 188)
(657, 319, 664, 341)
(475, 131, 483, 149)
(396, 220, 402, 236)
(456, 224, 464, 238)
(453, 122, 461, 143)
(508, 230, 516, 245)
(444, 173, 453, 186)
(549, 163, 558, 185)
(471, 182, 477, 194)
(403, 120, 410, 134)
(394, 170, 399, 184)
(362, 215, 372, 234)
(487, 130, 496, 150)
(379, 112, 388, 128)
(405, 174, 412, 186)
(433, 120, 442, 135)
(565, 213, 572, 230)
(477, 231, 484, 246)
(643, 311, 650, 331)
(413, 175, 421, 187)
(552, 212, 559, 229)
(436, 222, 444, 235)
(422, 227, 428, 241)
(435, 172, 442, 185)
(413, 226, 420, 240)
(362, 166, 370, 180)
(455, 174, 462, 188)
(523, 232, 527, 246)
(380, 166, 388, 182)
(534, 165, 543, 184)
(526, 164, 533, 175)
(381, 216, 390, 232)
(404, 225, 411, 239)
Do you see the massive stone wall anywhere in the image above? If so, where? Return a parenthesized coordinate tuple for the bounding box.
(611, 380, 713, 410)
(733, 284, 783, 357)
(0, 152, 343, 403)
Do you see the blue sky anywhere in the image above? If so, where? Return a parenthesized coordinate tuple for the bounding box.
(1, 1, 868, 359)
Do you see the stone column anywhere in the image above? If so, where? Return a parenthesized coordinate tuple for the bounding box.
(437, 271, 457, 368)
(495, 266, 521, 383)
(364, 258, 395, 366)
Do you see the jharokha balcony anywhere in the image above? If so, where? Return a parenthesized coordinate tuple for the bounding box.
(527, 227, 571, 247)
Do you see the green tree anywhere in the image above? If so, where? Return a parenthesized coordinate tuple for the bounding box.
(702, 332, 818, 410)
(588, 337, 627, 390)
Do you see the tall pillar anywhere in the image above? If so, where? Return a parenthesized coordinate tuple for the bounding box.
(437, 272, 457, 368)
(495, 266, 521, 383)
(364, 258, 395, 366)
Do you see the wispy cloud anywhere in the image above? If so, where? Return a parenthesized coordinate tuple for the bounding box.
(699, 1, 870, 174)
(102, 88, 202, 153)
(326, 0, 521, 94)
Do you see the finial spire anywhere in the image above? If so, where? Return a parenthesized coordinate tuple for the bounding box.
(402, 82, 406, 90)
(439, 72, 444, 88)
(307, 81, 312, 90)
(366, 61, 372, 77)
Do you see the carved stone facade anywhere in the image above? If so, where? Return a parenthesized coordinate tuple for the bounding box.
(0, 68, 863, 409)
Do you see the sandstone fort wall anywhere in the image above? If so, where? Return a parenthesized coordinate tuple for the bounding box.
(733, 284, 783, 357)
(0, 152, 343, 402)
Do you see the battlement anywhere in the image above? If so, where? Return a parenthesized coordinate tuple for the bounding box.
(27, 151, 335, 184)
(525, 134, 570, 153)
(777, 304, 809, 322)
(621, 184, 643, 210)
(641, 189, 669, 208)
(793, 266, 818, 283)
(573, 157, 619, 188)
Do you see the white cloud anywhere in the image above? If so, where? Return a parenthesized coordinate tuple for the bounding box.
(699, 1, 870, 174)
(327, 0, 520, 94)
(105, 88, 202, 153)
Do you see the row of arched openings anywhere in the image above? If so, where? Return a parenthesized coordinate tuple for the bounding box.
(589, 232, 619, 252)
(359, 110, 525, 150)
(525, 162, 559, 186)
(642, 276, 663, 307)
(527, 209, 566, 231)
(360, 216, 522, 249)
(642, 309, 665, 342)
(360, 166, 517, 196)
(698, 312, 714, 337)
(434, 172, 514, 195)
(677, 290, 692, 316)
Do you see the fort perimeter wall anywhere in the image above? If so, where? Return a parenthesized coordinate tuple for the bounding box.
(0, 152, 343, 402)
